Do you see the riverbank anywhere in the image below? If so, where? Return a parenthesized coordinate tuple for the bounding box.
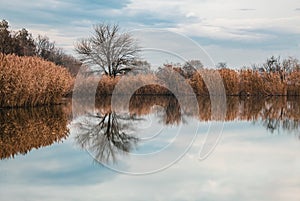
(2, 54, 300, 109)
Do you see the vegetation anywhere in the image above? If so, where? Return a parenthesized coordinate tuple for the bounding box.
(75, 23, 144, 77)
(0, 19, 82, 77)
(0, 54, 73, 107)
(0, 20, 35, 56)
(35, 35, 83, 76)
(1, 20, 300, 109)
(74, 57, 300, 97)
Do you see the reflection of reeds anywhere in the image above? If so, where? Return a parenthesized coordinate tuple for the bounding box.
(0, 54, 73, 107)
(0, 106, 69, 159)
(71, 95, 300, 166)
(129, 95, 182, 125)
(73, 95, 300, 133)
(72, 95, 300, 166)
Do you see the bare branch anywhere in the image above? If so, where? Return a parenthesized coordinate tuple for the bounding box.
(75, 23, 141, 77)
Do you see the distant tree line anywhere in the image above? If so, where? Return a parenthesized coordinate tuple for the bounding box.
(0, 19, 81, 76)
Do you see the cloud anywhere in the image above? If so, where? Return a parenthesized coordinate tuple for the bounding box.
(0, 0, 300, 66)
(0, 141, 116, 186)
(1, 121, 300, 201)
(239, 8, 256, 11)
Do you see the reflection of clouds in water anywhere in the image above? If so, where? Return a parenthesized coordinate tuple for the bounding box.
(73, 95, 199, 174)
(71, 96, 300, 169)
(1, 96, 300, 200)
(95, 126, 300, 201)
(1, 121, 299, 201)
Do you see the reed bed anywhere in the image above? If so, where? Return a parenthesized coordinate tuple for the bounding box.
(73, 67, 300, 97)
(0, 54, 73, 108)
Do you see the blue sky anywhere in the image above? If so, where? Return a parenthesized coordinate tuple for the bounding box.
(1, 0, 300, 67)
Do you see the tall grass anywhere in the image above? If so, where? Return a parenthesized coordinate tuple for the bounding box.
(287, 71, 300, 96)
(73, 74, 171, 97)
(74, 68, 300, 96)
(0, 54, 73, 107)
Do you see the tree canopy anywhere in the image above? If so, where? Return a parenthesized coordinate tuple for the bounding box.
(0, 19, 82, 76)
(75, 23, 141, 77)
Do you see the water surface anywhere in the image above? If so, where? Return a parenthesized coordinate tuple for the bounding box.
(0, 96, 299, 201)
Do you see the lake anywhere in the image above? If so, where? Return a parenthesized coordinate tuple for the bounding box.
(0, 96, 299, 201)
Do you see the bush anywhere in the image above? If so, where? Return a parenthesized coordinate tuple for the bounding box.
(287, 71, 300, 96)
(219, 68, 239, 95)
(0, 54, 73, 107)
(73, 66, 300, 97)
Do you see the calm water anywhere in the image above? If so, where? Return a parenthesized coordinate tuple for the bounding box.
(0, 96, 299, 201)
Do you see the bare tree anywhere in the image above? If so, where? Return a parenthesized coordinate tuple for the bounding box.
(262, 56, 281, 73)
(75, 23, 140, 77)
(35, 35, 56, 59)
(282, 56, 300, 72)
(216, 62, 227, 69)
(183, 60, 203, 78)
(0, 20, 14, 55)
(14, 28, 36, 56)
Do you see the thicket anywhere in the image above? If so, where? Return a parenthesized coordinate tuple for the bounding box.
(0, 19, 82, 76)
(74, 57, 300, 97)
(0, 54, 73, 107)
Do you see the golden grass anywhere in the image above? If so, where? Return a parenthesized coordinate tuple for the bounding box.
(287, 71, 300, 96)
(3, 54, 299, 107)
(73, 68, 300, 97)
(0, 54, 73, 107)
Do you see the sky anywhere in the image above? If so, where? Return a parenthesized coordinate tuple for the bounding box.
(1, 0, 300, 67)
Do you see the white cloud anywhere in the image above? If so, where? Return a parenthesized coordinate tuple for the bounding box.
(1, 0, 300, 66)
(125, 0, 300, 40)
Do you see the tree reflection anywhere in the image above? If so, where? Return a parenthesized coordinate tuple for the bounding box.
(73, 95, 185, 164)
(260, 98, 300, 135)
(73, 95, 300, 165)
(93, 95, 300, 135)
(74, 111, 140, 164)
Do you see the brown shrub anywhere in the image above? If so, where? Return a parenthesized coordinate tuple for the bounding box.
(218, 68, 239, 95)
(73, 67, 300, 97)
(0, 54, 73, 107)
(287, 71, 300, 96)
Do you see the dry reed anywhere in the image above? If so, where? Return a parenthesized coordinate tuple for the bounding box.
(0, 53, 73, 108)
(73, 65, 300, 97)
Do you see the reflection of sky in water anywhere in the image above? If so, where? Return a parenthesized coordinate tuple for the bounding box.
(0, 118, 300, 201)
